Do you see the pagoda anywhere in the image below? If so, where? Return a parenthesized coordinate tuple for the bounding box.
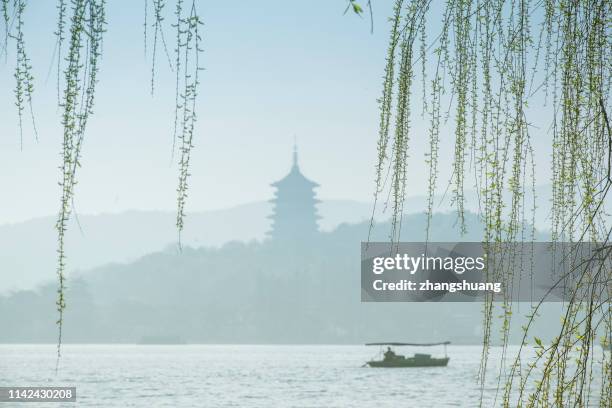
(268, 145, 320, 241)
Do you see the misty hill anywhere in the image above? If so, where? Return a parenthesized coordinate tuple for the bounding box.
(0, 211, 559, 345)
(0, 200, 371, 293)
(0, 185, 555, 294)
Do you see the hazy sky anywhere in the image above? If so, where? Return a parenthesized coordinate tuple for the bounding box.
(0, 1, 553, 224)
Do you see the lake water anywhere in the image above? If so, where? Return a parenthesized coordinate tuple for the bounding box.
(0, 344, 605, 407)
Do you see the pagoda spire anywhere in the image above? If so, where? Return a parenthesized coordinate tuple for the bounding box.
(268, 145, 320, 241)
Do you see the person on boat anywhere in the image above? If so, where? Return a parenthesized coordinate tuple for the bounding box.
(384, 347, 396, 361)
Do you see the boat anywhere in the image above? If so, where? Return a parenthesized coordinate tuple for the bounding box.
(365, 342, 450, 368)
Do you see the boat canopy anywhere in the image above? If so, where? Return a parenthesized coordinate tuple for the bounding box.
(365, 342, 451, 346)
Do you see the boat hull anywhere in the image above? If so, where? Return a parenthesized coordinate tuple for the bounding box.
(367, 357, 449, 368)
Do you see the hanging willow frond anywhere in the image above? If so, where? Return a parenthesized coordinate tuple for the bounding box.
(149, 0, 173, 94)
(54, 0, 67, 105)
(175, 0, 203, 248)
(143, 0, 148, 57)
(145, 0, 206, 235)
(9, 0, 37, 147)
(374, 0, 611, 406)
(54, 0, 106, 370)
(1, 0, 9, 62)
(171, 0, 183, 159)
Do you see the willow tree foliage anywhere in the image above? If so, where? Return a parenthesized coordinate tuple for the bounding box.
(2, 0, 37, 148)
(2, 0, 203, 365)
(371, 0, 610, 406)
(146, 0, 203, 246)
